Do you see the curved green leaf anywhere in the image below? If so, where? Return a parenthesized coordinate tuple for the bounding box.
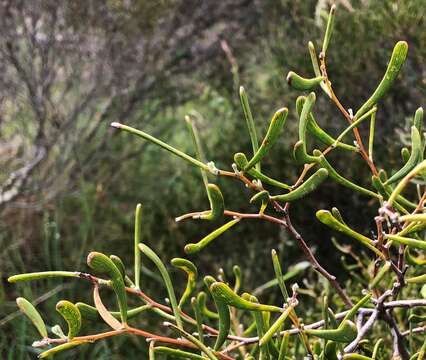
(56, 300, 81, 339)
(314, 150, 380, 199)
(385, 126, 422, 185)
(270, 168, 328, 202)
(111, 122, 209, 171)
(209, 282, 282, 312)
(322, 4, 336, 55)
(305, 320, 357, 343)
(16, 297, 47, 338)
(154, 346, 205, 359)
(244, 108, 288, 171)
(385, 234, 426, 251)
(8, 271, 79, 283)
(109, 255, 126, 279)
(200, 184, 224, 221)
(75, 302, 151, 321)
(134, 203, 142, 289)
(240, 86, 260, 171)
(139, 244, 183, 328)
(197, 291, 219, 319)
(316, 210, 384, 258)
(39, 340, 89, 359)
(164, 322, 218, 360)
(296, 96, 355, 151)
(293, 140, 320, 164)
(184, 218, 241, 254)
(87, 252, 128, 324)
(259, 305, 293, 346)
(171, 258, 198, 307)
(206, 284, 230, 350)
(232, 265, 242, 293)
(369, 261, 391, 289)
(354, 41, 408, 119)
(414, 107, 424, 134)
(234, 152, 292, 189)
(286, 71, 324, 91)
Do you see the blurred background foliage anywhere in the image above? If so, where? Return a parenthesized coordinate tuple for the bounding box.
(0, 0, 425, 358)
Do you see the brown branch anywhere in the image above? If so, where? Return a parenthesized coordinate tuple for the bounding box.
(282, 209, 353, 307)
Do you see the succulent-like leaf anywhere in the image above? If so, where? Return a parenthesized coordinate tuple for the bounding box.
(409, 313, 426, 323)
(87, 252, 128, 324)
(199, 184, 224, 221)
(286, 71, 325, 91)
(388, 160, 426, 206)
(164, 322, 218, 360)
(405, 248, 426, 266)
(184, 218, 241, 254)
(324, 341, 339, 360)
(75, 302, 150, 322)
(16, 297, 47, 338)
(234, 152, 292, 189)
(232, 265, 242, 293)
(316, 210, 384, 258)
(38, 340, 89, 359)
(205, 283, 230, 350)
(209, 282, 282, 312)
(305, 320, 357, 343)
(191, 297, 204, 343)
(171, 258, 198, 307)
(250, 190, 269, 204)
(371, 176, 411, 214)
(369, 261, 391, 289)
(110, 255, 126, 279)
(354, 41, 408, 119)
(406, 274, 426, 284)
(385, 234, 426, 251)
(8, 271, 79, 283)
(244, 107, 288, 171)
(270, 168, 328, 202)
(139, 244, 183, 328)
(372, 339, 384, 360)
(293, 140, 320, 164)
(245, 293, 274, 359)
(342, 354, 373, 359)
(240, 86, 261, 172)
(185, 114, 209, 186)
(295, 96, 355, 151)
(385, 126, 422, 185)
(414, 107, 424, 134)
(153, 346, 205, 359)
(278, 332, 290, 360)
(368, 109, 376, 161)
(111, 122, 209, 171)
(134, 203, 142, 289)
(271, 249, 289, 300)
(331, 207, 346, 225)
(56, 300, 81, 339)
(322, 4, 336, 55)
(196, 291, 219, 319)
(340, 293, 372, 324)
(259, 305, 293, 346)
(332, 107, 377, 148)
(299, 92, 316, 144)
(314, 150, 380, 199)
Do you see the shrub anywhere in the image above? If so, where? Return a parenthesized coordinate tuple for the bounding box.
(7, 5, 426, 359)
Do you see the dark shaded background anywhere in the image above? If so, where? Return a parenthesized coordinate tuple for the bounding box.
(0, 0, 425, 358)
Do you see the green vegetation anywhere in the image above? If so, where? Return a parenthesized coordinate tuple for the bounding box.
(4, 4, 426, 359)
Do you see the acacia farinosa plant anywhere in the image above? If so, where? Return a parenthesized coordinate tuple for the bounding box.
(8, 5, 426, 359)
